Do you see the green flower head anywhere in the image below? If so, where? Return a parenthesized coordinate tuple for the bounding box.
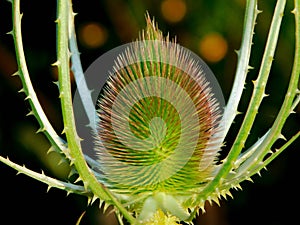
(94, 14, 224, 222)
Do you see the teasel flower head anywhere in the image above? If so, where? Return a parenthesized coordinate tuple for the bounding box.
(94, 14, 224, 222)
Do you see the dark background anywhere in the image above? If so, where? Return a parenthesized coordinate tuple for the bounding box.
(0, 0, 299, 224)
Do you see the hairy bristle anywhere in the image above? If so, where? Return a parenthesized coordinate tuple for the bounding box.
(94, 15, 222, 194)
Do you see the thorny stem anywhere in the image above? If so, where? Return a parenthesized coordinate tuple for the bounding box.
(220, 0, 258, 141)
(6, 0, 105, 201)
(68, 0, 97, 132)
(67, 1, 104, 170)
(0, 156, 88, 195)
(9, 0, 69, 159)
(199, 0, 287, 201)
(234, 0, 300, 176)
(56, 0, 135, 223)
(218, 132, 300, 196)
(56, 0, 108, 200)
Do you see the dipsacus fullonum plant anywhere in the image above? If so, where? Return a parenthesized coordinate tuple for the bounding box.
(1, 0, 300, 224)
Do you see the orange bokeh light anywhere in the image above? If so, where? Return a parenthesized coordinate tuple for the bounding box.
(199, 33, 228, 63)
(161, 0, 187, 23)
(78, 22, 108, 49)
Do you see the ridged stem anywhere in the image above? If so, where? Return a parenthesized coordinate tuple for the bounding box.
(10, 0, 69, 159)
(56, 0, 104, 199)
(252, 0, 300, 162)
(68, 1, 97, 131)
(221, 0, 259, 141)
(56, 0, 135, 223)
(0, 156, 88, 195)
(198, 0, 287, 201)
(67, 1, 102, 169)
(233, 0, 300, 177)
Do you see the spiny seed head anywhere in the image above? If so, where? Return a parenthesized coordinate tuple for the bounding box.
(94, 14, 223, 219)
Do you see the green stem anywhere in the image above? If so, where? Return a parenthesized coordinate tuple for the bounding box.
(0, 156, 88, 195)
(221, 0, 259, 140)
(234, 0, 300, 176)
(198, 0, 287, 201)
(259, 132, 300, 170)
(3, 0, 94, 199)
(68, 1, 97, 131)
(254, 0, 300, 160)
(56, 0, 135, 223)
(10, 0, 69, 159)
(67, 1, 104, 175)
(56, 0, 104, 198)
(223, 131, 300, 191)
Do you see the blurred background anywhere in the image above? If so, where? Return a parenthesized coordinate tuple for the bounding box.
(0, 0, 299, 224)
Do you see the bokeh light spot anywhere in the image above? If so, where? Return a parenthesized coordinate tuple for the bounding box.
(199, 33, 228, 63)
(78, 22, 108, 49)
(161, 0, 187, 23)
